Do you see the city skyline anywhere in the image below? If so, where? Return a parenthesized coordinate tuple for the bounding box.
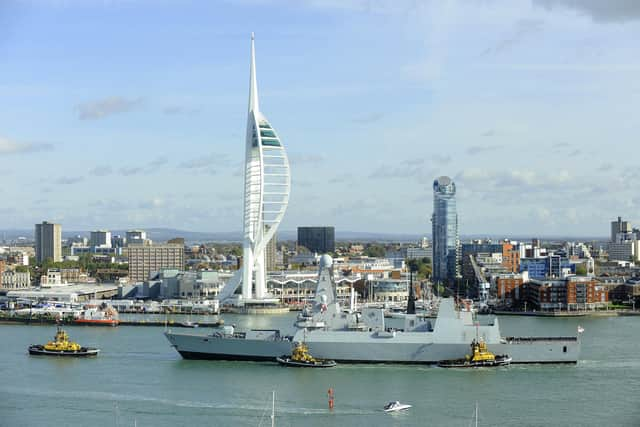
(2, 1, 640, 235)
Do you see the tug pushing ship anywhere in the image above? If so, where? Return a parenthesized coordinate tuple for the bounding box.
(276, 342, 336, 368)
(438, 338, 512, 368)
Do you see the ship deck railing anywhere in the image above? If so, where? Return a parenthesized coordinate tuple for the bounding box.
(503, 336, 578, 343)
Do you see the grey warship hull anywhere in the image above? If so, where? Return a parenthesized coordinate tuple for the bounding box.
(166, 256, 581, 364)
(165, 330, 579, 364)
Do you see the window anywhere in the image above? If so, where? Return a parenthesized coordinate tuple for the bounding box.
(563, 346, 567, 353)
(262, 138, 281, 147)
(260, 129, 276, 138)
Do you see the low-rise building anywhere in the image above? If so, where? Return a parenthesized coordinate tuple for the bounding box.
(369, 278, 410, 302)
(520, 255, 575, 279)
(128, 243, 185, 282)
(494, 272, 529, 305)
(527, 276, 608, 310)
(607, 240, 640, 263)
(1, 270, 31, 289)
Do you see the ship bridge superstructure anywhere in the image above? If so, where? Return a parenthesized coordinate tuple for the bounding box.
(219, 33, 291, 304)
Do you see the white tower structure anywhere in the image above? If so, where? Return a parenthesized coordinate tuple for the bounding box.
(219, 33, 291, 303)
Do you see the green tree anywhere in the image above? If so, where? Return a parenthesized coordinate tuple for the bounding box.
(575, 264, 587, 276)
(363, 244, 386, 258)
(406, 257, 432, 279)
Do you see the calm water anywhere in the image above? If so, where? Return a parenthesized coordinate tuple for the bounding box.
(1, 313, 639, 426)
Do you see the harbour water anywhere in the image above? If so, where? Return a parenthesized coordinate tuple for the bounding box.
(2, 313, 639, 426)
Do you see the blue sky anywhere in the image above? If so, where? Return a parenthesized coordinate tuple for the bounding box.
(1, 0, 639, 237)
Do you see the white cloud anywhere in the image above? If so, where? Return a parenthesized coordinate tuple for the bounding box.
(533, 0, 640, 23)
(76, 97, 143, 120)
(0, 136, 53, 155)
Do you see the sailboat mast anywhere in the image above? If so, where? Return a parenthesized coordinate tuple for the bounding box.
(475, 401, 478, 427)
(271, 390, 275, 427)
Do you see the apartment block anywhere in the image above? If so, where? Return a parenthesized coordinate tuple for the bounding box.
(128, 244, 185, 282)
(35, 221, 62, 263)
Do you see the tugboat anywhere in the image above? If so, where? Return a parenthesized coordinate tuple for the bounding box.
(28, 326, 100, 357)
(438, 339, 511, 368)
(276, 342, 336, 368)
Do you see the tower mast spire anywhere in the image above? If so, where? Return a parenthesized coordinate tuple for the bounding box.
(249, 32, 259, 113)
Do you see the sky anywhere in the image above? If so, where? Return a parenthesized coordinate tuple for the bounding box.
(1, 0, 639, 237)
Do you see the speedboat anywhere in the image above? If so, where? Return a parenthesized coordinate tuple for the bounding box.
(179, 321, 199, 328)
(383, 401, 412, 412)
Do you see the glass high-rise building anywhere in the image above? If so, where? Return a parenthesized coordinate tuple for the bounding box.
(432, 176, 459, 284)
(297, 227, 335, 254)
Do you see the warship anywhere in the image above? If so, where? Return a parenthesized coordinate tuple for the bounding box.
(165, 255, 580, 364)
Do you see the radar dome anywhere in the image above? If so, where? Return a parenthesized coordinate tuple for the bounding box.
(319, 254, 333, 269)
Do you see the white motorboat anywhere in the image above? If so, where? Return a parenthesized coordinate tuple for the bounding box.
(383, 401, 412, 412)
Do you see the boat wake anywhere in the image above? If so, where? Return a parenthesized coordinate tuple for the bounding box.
(3, 387, 376, 416)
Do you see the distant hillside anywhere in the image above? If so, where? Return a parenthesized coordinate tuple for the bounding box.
(0, 228, 607, 244)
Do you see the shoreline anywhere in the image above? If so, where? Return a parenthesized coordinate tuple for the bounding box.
(494, 309, 640, 317)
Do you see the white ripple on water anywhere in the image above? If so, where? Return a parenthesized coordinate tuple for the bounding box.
(578, 358, 640, 369)
(2, 387, 376, 416)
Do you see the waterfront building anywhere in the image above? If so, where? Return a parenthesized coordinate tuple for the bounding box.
(527, 276, 608, 310)
(7, 283, 117, 302)
(128, 244, 185, 282)
(368, 277, 410, 303)
(157, 269, 228, 299)
(89, 230, 112, 248)
(431, 176, 459, 285)
(297, 226, 335, 254)
(35, 221, 62, 263)
(494, 272, 529, 305)
(218, 34, 291, 304)
(0, 260, 4, 287)
(267, 271, 359, 304)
